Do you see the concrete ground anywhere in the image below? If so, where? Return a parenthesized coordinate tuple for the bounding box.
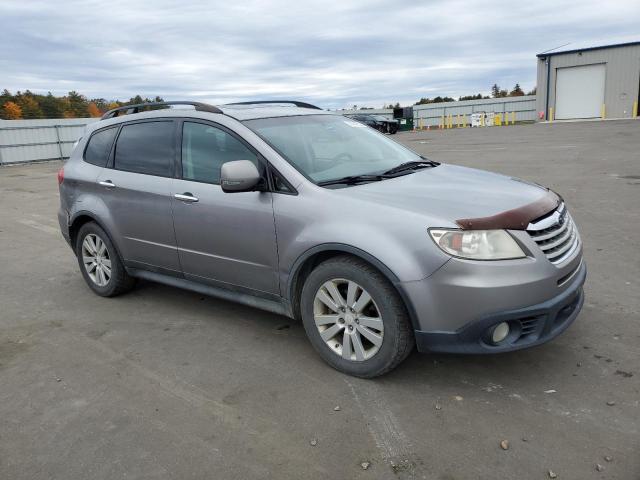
(0, 120, 638, 480)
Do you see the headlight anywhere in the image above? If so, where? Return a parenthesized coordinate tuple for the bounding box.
(429, 229, 525, 260)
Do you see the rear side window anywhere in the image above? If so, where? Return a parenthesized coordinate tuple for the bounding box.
(114, 121, 174, 177)
(84, 127, 117, 167)
(181, 122, 260, 184)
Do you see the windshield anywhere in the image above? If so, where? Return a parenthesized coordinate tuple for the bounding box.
(244, 115, 422, 183)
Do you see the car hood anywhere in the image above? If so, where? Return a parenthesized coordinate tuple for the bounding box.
(335, 163, 551, 227)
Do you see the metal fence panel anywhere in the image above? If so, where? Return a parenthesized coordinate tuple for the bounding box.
(413, 95, 537, 127)
(0, 118, 98, 165)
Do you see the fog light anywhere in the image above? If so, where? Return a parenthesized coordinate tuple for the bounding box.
(491, 322, 510, 344)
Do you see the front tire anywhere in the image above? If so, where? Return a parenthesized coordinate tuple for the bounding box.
(75, 222, 135, 297)
(300, 256, 414, 378)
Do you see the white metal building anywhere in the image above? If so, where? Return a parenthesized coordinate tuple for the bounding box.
(536, 41, 640, 120)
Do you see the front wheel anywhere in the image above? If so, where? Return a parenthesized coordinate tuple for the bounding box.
(300, 256, 414, 378)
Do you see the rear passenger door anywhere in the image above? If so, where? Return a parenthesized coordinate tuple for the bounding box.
(170, 120, 279, 295)
(96, 120, 181, 275)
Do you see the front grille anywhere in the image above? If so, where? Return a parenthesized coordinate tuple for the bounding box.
(527, 202, 580, 265)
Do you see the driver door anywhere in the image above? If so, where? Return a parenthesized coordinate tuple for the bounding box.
(170, 120, 279, 295)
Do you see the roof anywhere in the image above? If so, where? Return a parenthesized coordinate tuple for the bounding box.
(537, 40, 640, 58)
(91, 103, 333, 130)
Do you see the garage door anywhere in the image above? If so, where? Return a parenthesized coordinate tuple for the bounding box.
(555, 64, 606, 119)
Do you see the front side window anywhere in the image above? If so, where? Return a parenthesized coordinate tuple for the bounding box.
(114, 121, 174, 177)
(84, 127, 117, 167)
(244, 115, 422, 183)
(181, 122, 259, 184)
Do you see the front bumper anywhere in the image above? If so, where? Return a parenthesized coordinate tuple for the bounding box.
(412, 260, 586, 354)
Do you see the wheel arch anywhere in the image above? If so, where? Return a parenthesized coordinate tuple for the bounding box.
(286, 244, 420, 330)
(69, 211, 125, 262)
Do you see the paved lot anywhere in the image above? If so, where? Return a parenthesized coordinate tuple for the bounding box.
(1, 120, 638, 479)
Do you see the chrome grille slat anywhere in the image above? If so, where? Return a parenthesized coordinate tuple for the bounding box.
(529, 217, 570, 241)
(527, 202, 580, 266)
(546, 231, 577, 259)
(540, 222, 574, 251)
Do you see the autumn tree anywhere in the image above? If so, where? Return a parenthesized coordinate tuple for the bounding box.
(509, 84, 525, 96)
(87, 102, 102, 117)
(65, 91, 89, 117)
(491, 84, 508, 98)
(17, 95, 44, 119)
(2, 101, 23, 119)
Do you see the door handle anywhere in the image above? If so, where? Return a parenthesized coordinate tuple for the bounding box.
(174, 192, 199, 203)
(99, 180, 115, 188)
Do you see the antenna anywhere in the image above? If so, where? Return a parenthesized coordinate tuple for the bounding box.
(539, 42, 571, 55)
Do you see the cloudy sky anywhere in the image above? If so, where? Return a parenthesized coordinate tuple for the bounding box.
(1, 0, 639, 109)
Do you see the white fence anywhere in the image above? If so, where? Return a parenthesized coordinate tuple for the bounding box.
(413, 95, 537, 128)
(0, 118, 99, 165)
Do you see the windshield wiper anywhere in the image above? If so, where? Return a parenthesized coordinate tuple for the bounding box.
(382, 159, 439, 176)
(317, 174, 385, 187)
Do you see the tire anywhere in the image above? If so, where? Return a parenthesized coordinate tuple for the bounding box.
(300, 256, 414, 378)
(75, 221, 135, 297)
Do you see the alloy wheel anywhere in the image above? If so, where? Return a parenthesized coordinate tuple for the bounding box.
(81, 233, 111, 287)
(313, 278, 384, 361)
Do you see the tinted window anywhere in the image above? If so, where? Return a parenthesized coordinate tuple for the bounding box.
(114, 121, 174, 177)
(84, 127, 117, 167)
(181, 122, 259, 184)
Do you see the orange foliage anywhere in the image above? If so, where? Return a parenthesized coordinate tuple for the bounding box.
(87, 102, 102, 117)
(3, 101, 23, 119)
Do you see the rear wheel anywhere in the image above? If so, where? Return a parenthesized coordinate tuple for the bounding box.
(75, 222, 135, 297)
(300, 256, 414, 377)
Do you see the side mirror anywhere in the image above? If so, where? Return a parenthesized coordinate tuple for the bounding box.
(220, 160, 262, 193)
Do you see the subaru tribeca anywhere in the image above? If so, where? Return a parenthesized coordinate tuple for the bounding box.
(57, 100, 585, 377)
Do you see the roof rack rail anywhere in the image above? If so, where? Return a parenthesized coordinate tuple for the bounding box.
(224, 100, 322, 110)
(101, 101, 222, 120)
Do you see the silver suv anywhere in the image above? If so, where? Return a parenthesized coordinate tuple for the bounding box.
(57, 100, 586, 377)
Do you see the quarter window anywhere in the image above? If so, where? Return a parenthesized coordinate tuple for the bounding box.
(84, 127, 117, 167)
(114, 121, 174, 177)
(181, 122, 260, 184)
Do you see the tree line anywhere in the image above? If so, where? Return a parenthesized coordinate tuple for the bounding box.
(413, 83, 535, 106)
(0, 89, 165, 120)
(2, 83, 538, 119)
(378, 84, 535, 109)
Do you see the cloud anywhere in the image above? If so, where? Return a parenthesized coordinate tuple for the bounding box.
(1, 0, 638, 108)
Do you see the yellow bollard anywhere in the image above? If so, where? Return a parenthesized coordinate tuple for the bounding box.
(448, 114, 452, 129)
(457, 114, 461, 128)
(495, 114, 502, 126)
(601, 104, 606, 119)
(549, 107, 554, 122)
(463, 114, 468, 127)
(633, 101, 638, 118)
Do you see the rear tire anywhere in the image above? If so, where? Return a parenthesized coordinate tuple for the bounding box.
(75, 222, 135, 297)
(300, 256, 414, 378)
